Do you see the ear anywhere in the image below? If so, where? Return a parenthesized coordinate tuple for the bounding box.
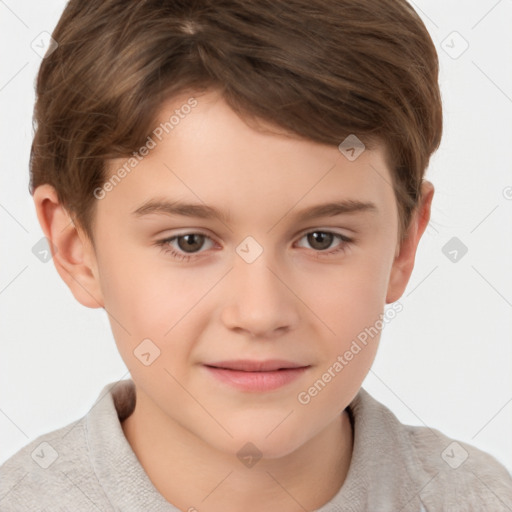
(386, 180, 434, 304)
(32, 184, 105, 308)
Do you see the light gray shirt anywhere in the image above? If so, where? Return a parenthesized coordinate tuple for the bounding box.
(1, 379, 511, 511)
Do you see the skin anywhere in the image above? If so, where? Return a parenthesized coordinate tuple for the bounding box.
(33, 89, 433, 511)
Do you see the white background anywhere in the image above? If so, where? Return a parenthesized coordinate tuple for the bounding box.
(1, 0, 511, 476)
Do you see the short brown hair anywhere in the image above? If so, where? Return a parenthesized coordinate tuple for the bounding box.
(30, 0, 442, 245)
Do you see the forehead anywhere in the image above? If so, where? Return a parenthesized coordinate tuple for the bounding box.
(100, 90, 396, 226)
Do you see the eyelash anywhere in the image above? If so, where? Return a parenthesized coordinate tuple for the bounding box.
(155, 230, 354, 262)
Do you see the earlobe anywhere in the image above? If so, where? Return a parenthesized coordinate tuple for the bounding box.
(32, 184, 105, 309)
(385, 180, 434, 304)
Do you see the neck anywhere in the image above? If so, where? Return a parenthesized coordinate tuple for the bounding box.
(121, 390, 353, 512)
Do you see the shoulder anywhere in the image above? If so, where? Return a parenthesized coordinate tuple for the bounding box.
(351, 388, 512, 511)
(403, 418, 512, 510)
(400, 408, 512, 511)
(0, 417, 111, 511)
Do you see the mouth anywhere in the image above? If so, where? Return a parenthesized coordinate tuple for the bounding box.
(203, 359, 311, 392)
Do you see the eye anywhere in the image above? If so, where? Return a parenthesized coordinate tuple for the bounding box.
(156, 232, 215, 261)
(295, 230, 353, 257)
(155, 229, 353, 262)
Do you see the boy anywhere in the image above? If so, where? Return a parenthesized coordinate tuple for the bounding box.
(1, 0, 511, 510)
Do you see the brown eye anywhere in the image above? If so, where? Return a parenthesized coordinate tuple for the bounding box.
(296, 230, 353, 257)
(157, 232, 215, 260)
(176, 234, 206, 253)
(306, 231, 335, 251)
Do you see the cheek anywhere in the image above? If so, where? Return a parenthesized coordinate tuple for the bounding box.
(93, 238, 170, 358)
(95, 238, 171, 323)
(294, 267, 385, 418)
(97, 246, 216, 367)
(305, 255, 389, 336)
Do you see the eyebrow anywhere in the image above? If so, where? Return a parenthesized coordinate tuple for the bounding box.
(131, 198, 378, 224)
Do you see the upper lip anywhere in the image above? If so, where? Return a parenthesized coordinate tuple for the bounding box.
(205, 359, 309, 372)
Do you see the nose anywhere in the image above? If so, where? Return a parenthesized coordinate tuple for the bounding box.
(220, 247, 300, 339)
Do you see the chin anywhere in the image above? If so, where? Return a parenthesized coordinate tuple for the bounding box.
(220, 423, 311, 462)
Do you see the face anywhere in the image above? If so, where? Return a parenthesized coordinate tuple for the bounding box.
(86, 89, 402, 458)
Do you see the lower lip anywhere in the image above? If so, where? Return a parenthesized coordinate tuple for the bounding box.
(204, 366, 309, 392)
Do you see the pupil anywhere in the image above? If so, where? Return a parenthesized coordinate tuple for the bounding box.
(179, 234, 204, 252)
(309, 232, 332, 250)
